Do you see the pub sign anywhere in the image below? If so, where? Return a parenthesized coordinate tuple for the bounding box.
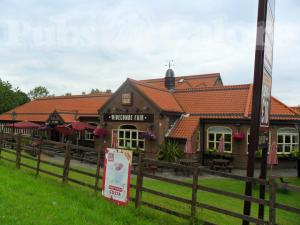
(104, 113, 154, 123)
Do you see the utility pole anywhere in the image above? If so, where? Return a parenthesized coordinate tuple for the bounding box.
(243, 0, 275, 224)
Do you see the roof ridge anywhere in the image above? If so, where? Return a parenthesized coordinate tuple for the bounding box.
(37, 93, 112, 100)
(140, 73, 220, 83)
(244, 84, 253, 118)
(130, 79, 170, 92)
(173, 83, 251, 93)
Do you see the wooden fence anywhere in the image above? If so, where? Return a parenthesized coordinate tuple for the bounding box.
(1, 133, 300, 225)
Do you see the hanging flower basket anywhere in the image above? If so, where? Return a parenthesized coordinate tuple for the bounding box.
(233, 131, 244, 141)
(139, 129, 156, 141)
(93, 127, 108, 137)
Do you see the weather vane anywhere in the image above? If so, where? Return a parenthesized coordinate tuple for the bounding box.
(165, 60, 174, 69)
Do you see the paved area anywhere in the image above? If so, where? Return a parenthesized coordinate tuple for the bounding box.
(40, 153, 298, 181)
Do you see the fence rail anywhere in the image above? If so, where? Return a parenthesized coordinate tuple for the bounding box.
(0, 132, 300, 225)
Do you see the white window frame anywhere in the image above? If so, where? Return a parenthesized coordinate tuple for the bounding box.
(247, 129, 272, 153)
(117, 125, 145, 150)
(277, 128, 299, 155)
(207, 126, 232, 153)
(84, 131, 94, 140)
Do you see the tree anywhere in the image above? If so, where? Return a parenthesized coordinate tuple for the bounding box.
(0, 78, 30, 114)
(64, 93, 72, 96)
(28, 86, 50, 100)
(90, 88, 112, 94)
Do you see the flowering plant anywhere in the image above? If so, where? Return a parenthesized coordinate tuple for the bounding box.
(233, 131, 244, 141)
(139, 129, 156, 141)
(93, 127, 108, 137)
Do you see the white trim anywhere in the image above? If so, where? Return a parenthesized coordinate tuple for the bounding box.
(207, 126, 232, 153)
(277, 127, 298, 154)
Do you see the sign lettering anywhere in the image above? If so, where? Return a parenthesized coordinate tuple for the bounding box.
(104, 113, 154, 123)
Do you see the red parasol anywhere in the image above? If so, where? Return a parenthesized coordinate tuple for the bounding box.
(184, 138, 193, 154)
(5, 121, 41, 129)
(268, 142, 278, 165)
(218, 136, 225, 154)
(70, 121, 96, 132)
(93, 127, 108, 137)
(55, 125, 73, 136)
(111, 130, 118, 149)
(268, 142, 278, 175)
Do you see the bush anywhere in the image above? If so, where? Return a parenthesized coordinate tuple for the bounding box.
(158, 140, 182, 162)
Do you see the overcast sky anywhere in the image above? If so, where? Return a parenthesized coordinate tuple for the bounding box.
(0, 0, 299, 106)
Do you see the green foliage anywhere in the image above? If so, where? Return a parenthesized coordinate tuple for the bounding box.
(0, 78, 30, 114)
(255, 149, 263, 158)
(291, 148, 300, 159)
(28, 86, 50, 100)
(158, 140, 182, 162)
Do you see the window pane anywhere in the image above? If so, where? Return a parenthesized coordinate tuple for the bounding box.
(208, 142, 215, 149)
(209, 133, 214, 141)
(132, 131, 137, 139)
(277, 144, 283, 152)
(224, 134, 231, 142)
(225, 143, 231, 152)
(126, 140, 131, 148)
(138, 141, 144, 149)
(278, 135, 283, 143)
(119, 139, 124, 147)
(284, 145, 291, 153)
(216, 133, 222, 141)
(125, 131, 130, 139)
(292, 135, 298, 144)
(285, 135, 291, 144)
(119, 130, 124, 138)
(132, 140, 137, 148)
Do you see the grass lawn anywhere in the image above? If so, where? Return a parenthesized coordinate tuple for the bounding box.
(0, 149, 300, 225)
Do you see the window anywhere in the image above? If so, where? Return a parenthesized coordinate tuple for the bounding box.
(207, 126, 232, 153)
(277, 128, 298, 154)
(118, 125, 145, 150)
(84, 131, 94, 140)
(247, 130, 271, 150)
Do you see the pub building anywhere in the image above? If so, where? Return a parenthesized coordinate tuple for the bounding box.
(0, 69, 299, 168)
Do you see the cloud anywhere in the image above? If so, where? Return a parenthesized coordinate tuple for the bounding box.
(0, 0, 299, 106)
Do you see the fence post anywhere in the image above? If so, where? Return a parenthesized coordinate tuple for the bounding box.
(0, 131, 4, 157)
(269, 176, 276, 225)
(135, 152, 144, 208)
(15, 134, 22, 169)
(191, 166, 199, 219)
(62, 141, 71, 183)
(36, 139, 42, 176)
(94, 149, 102, 192)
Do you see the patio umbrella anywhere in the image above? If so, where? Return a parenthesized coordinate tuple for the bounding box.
(70, 121, 96, 132)
(93, 127, 108, 137)
(5, 121, 41, 129)
(111, 130, 118, 149)
(218, 136, 225, 154)
(55, 125, 73, 136)
(184, 138, 193, 154)
(267, 142, 278, 176)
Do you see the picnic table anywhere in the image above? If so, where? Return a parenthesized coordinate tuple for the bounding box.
(210, 159, 233, 173)
(175, 159, 199, 176)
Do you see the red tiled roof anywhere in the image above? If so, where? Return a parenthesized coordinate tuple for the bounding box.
(291, 106, 300, 115)
(173, 85, 251, 116)
(130, 79, 183, 113)
(141, 73, 222, 90)
(168, 116, 200, 139)
(0, 94, 111, 123)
